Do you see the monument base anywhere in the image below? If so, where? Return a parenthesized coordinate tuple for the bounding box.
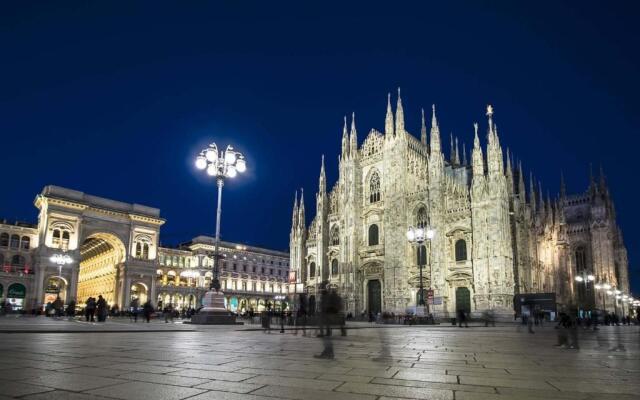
(188, 290, 241, 325)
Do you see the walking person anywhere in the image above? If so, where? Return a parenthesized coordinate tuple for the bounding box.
(52, 296, 64, 318)
(457, 309, 468, 328)
(96, 295, 107, 322)
(295, 293, 307, 336)
(142, 300, 153, 323)
(314, 284, 335, 359)
(66, 300, 76, 320)
(130, 298, 139, 322)
(164, 303, 174, 323)
(85, 297, 96, 322)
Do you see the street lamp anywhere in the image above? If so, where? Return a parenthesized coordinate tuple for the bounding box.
(407, 226, 435, 316)
(192, 142, 247, 324)
(574, 271, 595, 315)
(50, 253, 72, 296)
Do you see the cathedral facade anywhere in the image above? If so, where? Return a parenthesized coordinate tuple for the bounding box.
(290, 90, 631, 318)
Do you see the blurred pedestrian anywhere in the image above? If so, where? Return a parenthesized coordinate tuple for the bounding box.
(457, 309, 468, 328)
(130, 298, 139, 322)
(142, 300, 153, 322)
(96, 295, 107, 322)
(85, 297, 96, 322)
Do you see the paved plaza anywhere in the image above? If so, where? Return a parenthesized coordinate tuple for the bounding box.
(0, 319, 638, 400)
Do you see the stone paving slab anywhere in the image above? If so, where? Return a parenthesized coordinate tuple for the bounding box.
(0, 324, 638, 399)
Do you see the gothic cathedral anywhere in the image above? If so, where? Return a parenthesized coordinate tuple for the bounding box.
(289, 90, 630, 318)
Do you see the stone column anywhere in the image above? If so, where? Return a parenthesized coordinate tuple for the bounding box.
(150, 275, 157, 305)
(68, 263, 79, 302)
(34, 264, 45, 309)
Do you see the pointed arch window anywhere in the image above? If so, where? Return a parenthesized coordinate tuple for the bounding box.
(455, 239, 467, 261)
(575, 247, 587, 274)
(331, 259, 339, 275)
(416, 207, 428, 228)
(330, 225, 340, 246)
(369, 171, 381, 203)
(368, 224, 379, 246)
(309, 262, 316, 278)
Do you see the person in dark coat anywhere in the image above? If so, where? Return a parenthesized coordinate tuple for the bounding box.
(457, 309, 468, 328)
(66, 300, 76, 318)
(96, 295, 107, 322)
(142, 300, 154, 323)
(85, 297, 96, 322)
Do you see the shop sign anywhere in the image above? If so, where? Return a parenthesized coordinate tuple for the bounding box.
(288, 271, 297, 283)
(8, 283, 26, 298)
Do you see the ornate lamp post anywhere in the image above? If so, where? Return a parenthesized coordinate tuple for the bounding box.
(574, 271, 595, 315)
(594, 282, 611, 313)
(50, 253, 72, 297)
(407, 226, 435, 316)
(191, 142, 246, 324)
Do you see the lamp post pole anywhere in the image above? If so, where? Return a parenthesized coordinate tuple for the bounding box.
(574, 271, 595, 316)
(407, 226, 434, 318)
(192, 142, 247, 324)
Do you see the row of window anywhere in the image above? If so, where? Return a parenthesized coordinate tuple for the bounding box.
(0, 254, 26, 267)
(0, 233, 31, 250)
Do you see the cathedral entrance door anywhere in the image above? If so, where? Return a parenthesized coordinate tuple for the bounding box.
(456, 287, 471, 313)
(367, 280, 382, 315)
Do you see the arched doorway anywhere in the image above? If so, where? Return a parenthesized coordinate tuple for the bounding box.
(367, 280, 382, 314)
(130, 283, 148, 305)
(78, 232, 126, 306)
(7, 283, 26, 311)
(44, 276, 68, 305)
(456, 287, 471, 313)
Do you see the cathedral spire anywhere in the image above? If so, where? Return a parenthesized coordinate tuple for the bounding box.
(291, 190, 298, 230)
(486, 104, 495, 138)
(395, 87, 404, 135)
(518, 161, 526, 197)
(350, 112, 358, 159)
(560, 171, 567, 199)
(450, 133, 455, 163)
(341, 115, 349, 159)
(529, 172, 536, 211)
(420, 107, 427, 146)
(319, 155, 326, 195)
(506, 148, 513, 178)
(385, 92, 394, 137)
(472, 122, 484, 179)
(430, 104, 441, 155)
(298, 187, 305, 227)
(454, 137, 460, 165)
(462, 142, 467, 165)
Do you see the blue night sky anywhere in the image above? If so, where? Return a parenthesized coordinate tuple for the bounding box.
(1, 2, 639, 292)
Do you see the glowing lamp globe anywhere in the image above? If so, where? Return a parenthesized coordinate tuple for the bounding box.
(406, 228, 415, 242)
(205, 148, 218, 162)
(225, 149, 236, 165)
(236, 157, 247, 173)
(226, 165, 237, 178)
(206, 164, 217, 176)
(195, 156, 207, 170)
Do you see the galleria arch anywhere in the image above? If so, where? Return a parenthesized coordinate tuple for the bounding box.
(32, 186, 163, 309)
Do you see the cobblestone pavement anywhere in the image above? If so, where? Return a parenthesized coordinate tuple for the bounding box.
(0, 320, 638, 400)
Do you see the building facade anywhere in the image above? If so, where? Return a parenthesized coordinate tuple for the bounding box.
(0, 185, 290, 312)
(290, 90, 632, 318)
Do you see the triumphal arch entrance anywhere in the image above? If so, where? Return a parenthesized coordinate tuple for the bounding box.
(31, 186, 164, 309)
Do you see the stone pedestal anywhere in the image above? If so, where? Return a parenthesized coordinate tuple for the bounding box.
(189, 290, 240, 325)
